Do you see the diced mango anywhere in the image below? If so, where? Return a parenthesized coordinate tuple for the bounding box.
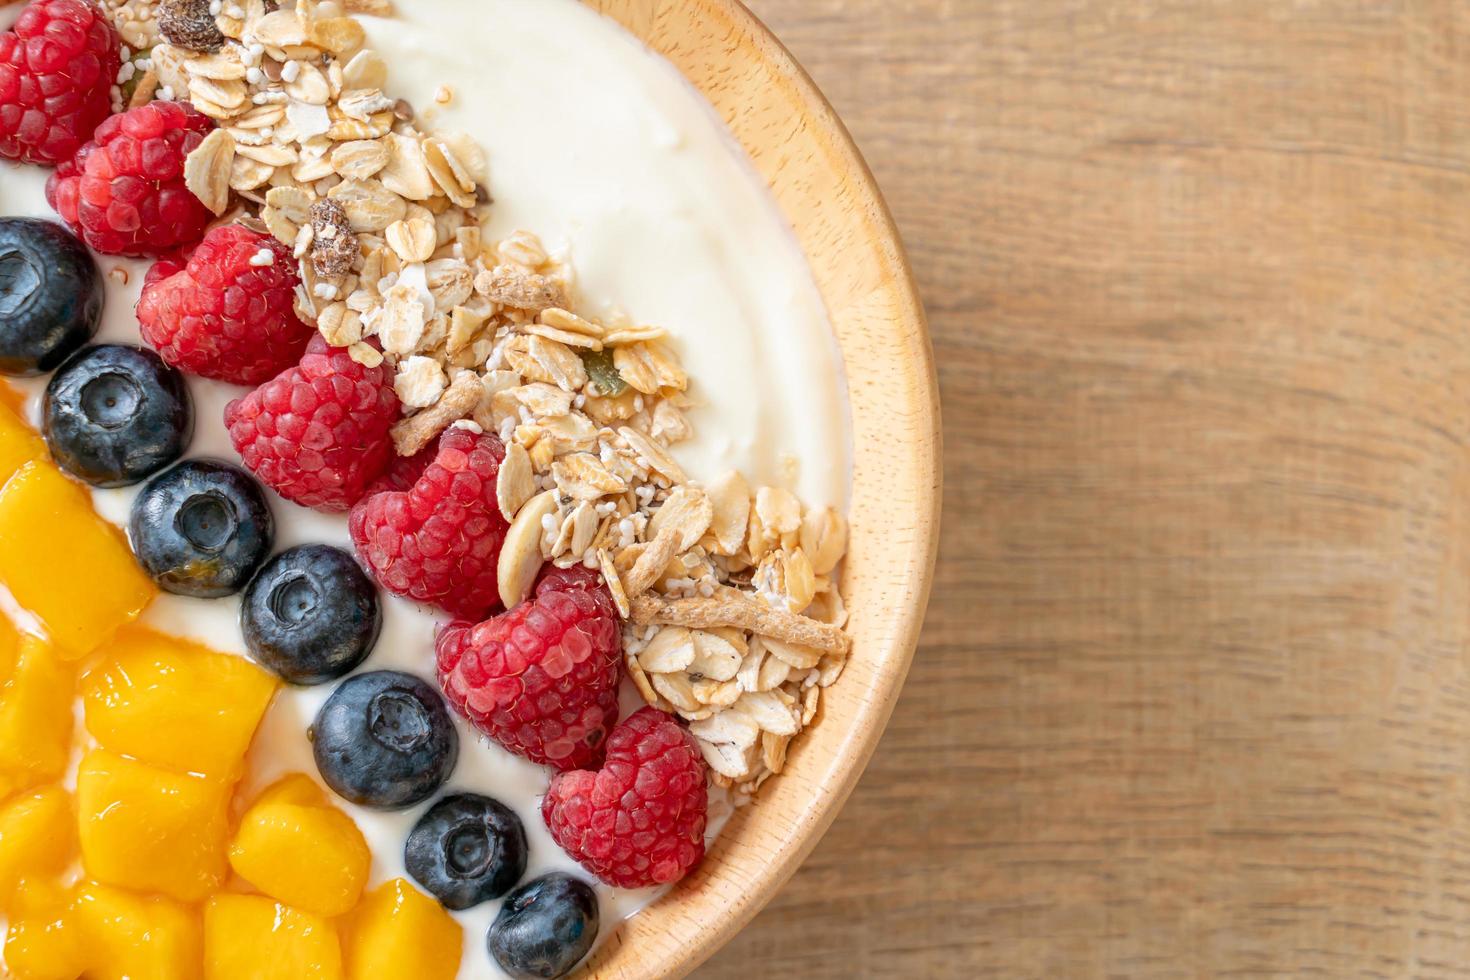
(0, 462, 155, 658)
(83, 627, 277, 779)
(75, 881, 202, 980)
(203, 893, 343, 980)
(0, 399, 44, 487)
(0, 788, 73, 909)
(250, 773, 329, 810)
(0, 635, 72, 800)
(76, 749, 230, 903)
(4, 880, 80, 980)
(229, 799, 370, 917)
(345, 878, 462, 980)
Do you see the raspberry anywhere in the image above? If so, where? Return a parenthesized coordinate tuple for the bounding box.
(541, 707, 708, 888)
(350, 427, 510, 619)
(0, 0, 120, 165)
(137, 225, 313, 385)
(45, 100, 215, 256)
(436, 565, 622, 771)
(224, 334, 399, 512)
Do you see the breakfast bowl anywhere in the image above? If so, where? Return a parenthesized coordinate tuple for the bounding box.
(0, 0, 937, 975)
(576, 1, 940, 976)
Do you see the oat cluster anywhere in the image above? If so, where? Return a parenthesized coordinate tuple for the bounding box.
(93, 0, 851, 799)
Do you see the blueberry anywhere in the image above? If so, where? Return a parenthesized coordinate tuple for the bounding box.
(488, 873, 600, 980)
(0, 218, 102, 376)
(311, 670, 457, 809)
(405, 793, 528, 910)
(242, 545, 380, 685)
(43, 345, 192, 487)
(128, 460, 273, 598)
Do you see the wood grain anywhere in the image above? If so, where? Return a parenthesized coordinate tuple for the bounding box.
(701, 0, 1470, 976)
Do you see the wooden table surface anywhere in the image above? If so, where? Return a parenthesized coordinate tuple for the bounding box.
(701, 0, 1470, 976)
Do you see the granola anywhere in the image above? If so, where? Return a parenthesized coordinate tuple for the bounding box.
(96, 0, 852, 801)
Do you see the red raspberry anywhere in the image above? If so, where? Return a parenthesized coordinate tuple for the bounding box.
(0, 0, 120, 165)
(350, 427, 510, 619)
(542, 707, 708, 888)
(224, 334, 399, 512)
(137, 225, 313, 385)
(45, 100, 215, 256)
(436, 565, 622, 770)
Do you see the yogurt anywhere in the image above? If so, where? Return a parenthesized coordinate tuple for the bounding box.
(0, 0, 850, 975)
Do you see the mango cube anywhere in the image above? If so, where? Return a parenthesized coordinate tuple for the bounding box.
(0, 462, 154, 657)
(346, 878, 462, 980)
(75, 881, 202, 980)
(229, 796, 370, 917)
(204, 893, 343, 980)
(0, 788, 74, 908)
(83, 627, 277, 779)
(0, 635, 73, 800)
(76, 749, 230, 903)
(3, 881, 80, 980)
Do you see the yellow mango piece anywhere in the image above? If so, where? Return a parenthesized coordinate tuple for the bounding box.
(203, 893, 344, 980)
(0, 635, 72, 800)
(0, 788, 73, 909)
(4, 880, 80, 980)
(83, 627, 277, 779)
(0, 398, 44, 486)
(75, 881, 202, 980)
(345, 878, 462, 980)
(229, 800, 370, 917)
(76, 749, 230, 903)
(250, 773, 329, 810)
(0, 462, 154, 658)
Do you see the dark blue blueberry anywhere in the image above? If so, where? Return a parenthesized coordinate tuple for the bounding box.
(129, 459, 274, 598)
(43, 344, 192, 487)
(405, 793, 528, 910)
(488, 873, 600, 980)
(242, 544, 380, 685)
(311, 670, 457, 809)
(0, 218, 102, 376)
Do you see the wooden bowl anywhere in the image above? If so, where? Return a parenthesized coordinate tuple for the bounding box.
(577, 1, 941, 976)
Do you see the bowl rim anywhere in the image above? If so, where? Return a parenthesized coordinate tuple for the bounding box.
(578, 0, 942, 977)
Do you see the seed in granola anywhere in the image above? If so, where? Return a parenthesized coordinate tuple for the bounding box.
(309, 198, 358, 279)
(158, 0, 226, 51)
(579, 348, 628, 397)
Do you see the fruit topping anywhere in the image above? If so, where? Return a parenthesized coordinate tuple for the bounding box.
(204, 893, 343, 980)
(0, 0, 120, 165)
(0, 788, 74, 909)
(137, 224, 314, 386)
(43, 344, 193, 488)
(349, 426, 509, 619)
(404, 792, 527, 910)
(76, 748, 231, 903)
(311, 670, 458, 810)
(487, 872, 600, 980)
(0, 218, 102, 376)
(542, 706, 708, 889)
(436, 564, 622, 771)
(345, 878, 462, 980)
(225, 334, 400, 512)
(45, 100, 216, 256)
(4, 878, 81, 979)
(129, 459, 275, 597)
(0, 633, 71, 801)
(242, 544, 380, 686)
(0, 399, 45, 485)
(74, 881, 202, 980)
(81, 626, 277, 780)
(229, 783, 370, 918)
(0, 461, 155, 657)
